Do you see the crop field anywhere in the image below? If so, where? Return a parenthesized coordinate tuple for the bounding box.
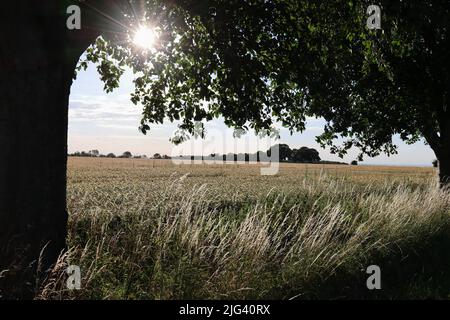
(38, 157, 450, 299)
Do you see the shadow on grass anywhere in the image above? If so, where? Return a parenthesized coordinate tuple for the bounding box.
(286, 231, 450, 300)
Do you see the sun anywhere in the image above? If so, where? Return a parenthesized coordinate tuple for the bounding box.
(133, 26, 157, 50)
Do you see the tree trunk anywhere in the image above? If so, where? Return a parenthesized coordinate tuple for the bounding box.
(0, 3, 97, 299)
(439, 154, 450, 189)
(438, 120, 450, 189)
(0, 65, 71, 299)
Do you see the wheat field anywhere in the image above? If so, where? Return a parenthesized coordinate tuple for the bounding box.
(38, 158, 450, 299)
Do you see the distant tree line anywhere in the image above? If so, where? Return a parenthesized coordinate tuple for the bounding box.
(68, 150, 172, 160)
(174, 144, 347, 164)
(151, 153, 172, 160)
(69, 145, 352, 164)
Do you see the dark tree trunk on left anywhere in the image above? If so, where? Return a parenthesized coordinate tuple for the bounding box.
(0, 2, 98, 299)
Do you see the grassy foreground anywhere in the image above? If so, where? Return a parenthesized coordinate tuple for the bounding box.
(38, 158, 450, 299)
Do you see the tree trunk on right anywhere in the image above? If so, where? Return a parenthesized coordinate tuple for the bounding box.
(437, 116, 450, 189)
(438, 146, 450, 189)
(440, 160, 450, 189)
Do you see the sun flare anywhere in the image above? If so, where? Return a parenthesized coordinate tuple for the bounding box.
(133, 26, 157, 50)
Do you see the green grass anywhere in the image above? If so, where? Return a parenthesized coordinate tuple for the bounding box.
(38, 158, 450, 299)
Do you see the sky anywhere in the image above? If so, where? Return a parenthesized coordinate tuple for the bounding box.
(68, 62, 435, 166)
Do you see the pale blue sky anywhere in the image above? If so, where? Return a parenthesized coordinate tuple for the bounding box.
(68, 62, 435, 166)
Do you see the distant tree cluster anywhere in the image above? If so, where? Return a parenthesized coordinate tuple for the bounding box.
(69, 150, 104, 158)
(175, 144, 326, 164)
(153, 153, 171, 160)
(265, 144, 321, 163)
(69, 150, 149, 159)
(69, 150, 172, 160)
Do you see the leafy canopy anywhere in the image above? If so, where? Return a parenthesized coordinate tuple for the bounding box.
(79, 0, 449, 160)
